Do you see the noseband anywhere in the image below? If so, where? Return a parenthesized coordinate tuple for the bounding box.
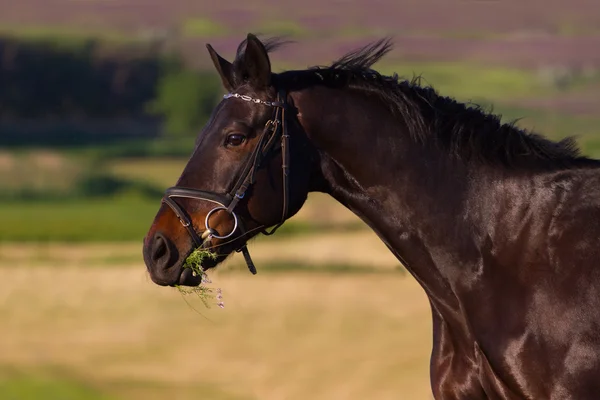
(162, 89, 292, 275)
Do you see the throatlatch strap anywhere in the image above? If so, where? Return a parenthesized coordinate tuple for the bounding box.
(238, 245, 257, 275)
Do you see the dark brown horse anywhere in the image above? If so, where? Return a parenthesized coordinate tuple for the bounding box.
(143, 34, 600, 399)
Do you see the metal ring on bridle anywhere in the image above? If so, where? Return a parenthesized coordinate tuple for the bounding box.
(204, 207, 239, 239)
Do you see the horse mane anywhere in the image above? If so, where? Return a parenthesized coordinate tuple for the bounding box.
(265, 37, 592, 169)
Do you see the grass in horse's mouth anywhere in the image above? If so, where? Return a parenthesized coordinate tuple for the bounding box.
(175, 248, 224, 309)
(183, 248, 217, 274)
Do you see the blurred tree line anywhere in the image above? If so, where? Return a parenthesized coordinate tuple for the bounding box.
(0, 36, 222, 147)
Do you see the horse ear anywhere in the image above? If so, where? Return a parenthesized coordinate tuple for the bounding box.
(241, 33, 272, 88)
(206, 43, 235, 92)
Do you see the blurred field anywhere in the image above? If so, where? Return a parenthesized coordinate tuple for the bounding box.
(1, 150, 426, 399)
(0, 241, 430, 400)
(0, 154, 368, 242)
(0, 223, 400, 271)
(107, 158, 190, 188)
(3, 0, 600, 69)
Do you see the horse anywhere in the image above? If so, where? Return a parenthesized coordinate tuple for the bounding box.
(143, 33, 600, 399)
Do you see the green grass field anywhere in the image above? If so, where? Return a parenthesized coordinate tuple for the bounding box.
(0, 151, 370, 242)
(0, 194, 368, 243)
(0, 196, 159, 242)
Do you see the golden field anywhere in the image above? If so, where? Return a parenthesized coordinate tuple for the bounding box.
(0, 231, 433, 400)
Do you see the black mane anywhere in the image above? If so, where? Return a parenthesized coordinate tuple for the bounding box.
(267, 37, 593, 169)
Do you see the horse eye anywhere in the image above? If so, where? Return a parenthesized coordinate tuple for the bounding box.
(225, 133, 246, 147)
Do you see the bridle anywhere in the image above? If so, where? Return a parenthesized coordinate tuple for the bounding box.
(162, 89, 293, 275)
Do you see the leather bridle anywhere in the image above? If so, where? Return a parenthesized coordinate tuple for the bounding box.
(162, 89, 292, 275)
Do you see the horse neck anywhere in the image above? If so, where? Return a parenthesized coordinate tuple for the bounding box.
(293, 85, 482, 306)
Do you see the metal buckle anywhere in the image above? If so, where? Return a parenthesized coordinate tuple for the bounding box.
(265, 119, 280, 132)
(178, 217, 190, 227)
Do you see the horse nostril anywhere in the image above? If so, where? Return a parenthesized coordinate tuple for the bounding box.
(152, 235, 167, 262)
(143, 232, 181, 286)
(151, 233, 175, 270)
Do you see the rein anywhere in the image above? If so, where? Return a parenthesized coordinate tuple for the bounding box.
(162, 89, 292, 275)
